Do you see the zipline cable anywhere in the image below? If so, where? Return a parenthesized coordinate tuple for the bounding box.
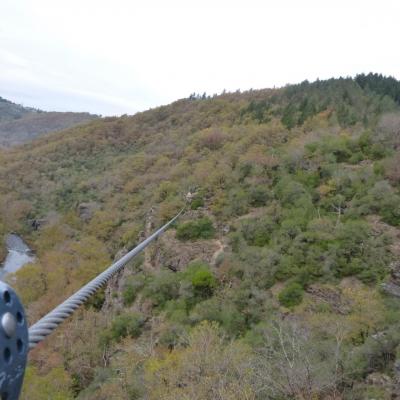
(28, 208, 184, 350)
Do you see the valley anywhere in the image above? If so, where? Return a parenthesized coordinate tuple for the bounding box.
(1, 74, 400, 399)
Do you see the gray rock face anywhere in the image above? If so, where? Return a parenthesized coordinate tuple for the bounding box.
(382, 282, 400, 297)
(382, 261, 400, 298)
(391, 263, 400, 282)
(366, 372, 393, 388)
(393, 361, 400, 399)
(151, 229, 219, 273)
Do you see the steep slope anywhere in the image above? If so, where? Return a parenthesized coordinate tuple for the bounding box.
(0, 96, 98, 147)
(1, 74, 400, 399)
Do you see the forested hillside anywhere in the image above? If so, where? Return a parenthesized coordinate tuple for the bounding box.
(2, 73, 400, 399)
(0, 96, 98, 147)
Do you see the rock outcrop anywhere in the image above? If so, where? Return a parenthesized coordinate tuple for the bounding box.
(382, 261, 400, 297)
(77, 202, 101, 222)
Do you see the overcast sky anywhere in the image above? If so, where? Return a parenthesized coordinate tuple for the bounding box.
(1, 0, 399, 116)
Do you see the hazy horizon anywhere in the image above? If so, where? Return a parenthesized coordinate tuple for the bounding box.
(1, 0, 400, 116)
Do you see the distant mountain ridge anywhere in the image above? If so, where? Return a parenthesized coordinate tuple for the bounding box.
(0, 96, 98, 147)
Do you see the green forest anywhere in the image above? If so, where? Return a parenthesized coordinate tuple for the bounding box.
(1, 73, 400, 399)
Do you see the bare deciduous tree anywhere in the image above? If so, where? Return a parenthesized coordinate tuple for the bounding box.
(376, 113, 400, 148)
(253, 319, 343, 399)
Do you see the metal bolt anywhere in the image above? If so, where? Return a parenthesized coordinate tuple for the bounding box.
(2, 312, 16, 338)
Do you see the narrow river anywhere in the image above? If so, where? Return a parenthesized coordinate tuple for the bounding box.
(0, 233, 35, 279)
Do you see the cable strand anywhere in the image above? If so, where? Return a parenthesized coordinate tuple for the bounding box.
(28, 209, 183, 350)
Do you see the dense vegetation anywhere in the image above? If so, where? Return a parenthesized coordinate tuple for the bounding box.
(1, 74, 400, 399)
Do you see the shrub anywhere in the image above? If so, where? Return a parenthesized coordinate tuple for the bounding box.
(164, 299, 189, 324)
(190, 298, 221, 324)
(191, 268, 216, 296)
(249, 186, 270, 207)
(280, 217, 304, 239)
(240, 217, 274, 246)
(369, 143, 387, 160)
(157, 181, 179, 202)
(198, 129, 227, 150)
(105, 313, 145, 343)
(184, 261, 217, 299)
(219, 305, 247, 336)
(381, 203, 400, 226)
(176, 217, 215, 241)
(190, 196, 204, 210)
(143, 270, 180, 307)
(278, 282, 304, 308)
(275, 178, 308, 207)
(158, 324, 185, 348)
(190, 298, 247, 337)
(158, 198, 184, 222)
(228, 231, 243, 253)
(333, 220, 391, 282)
(238, 162, 253, 181)
(349, 151, 364, 164)
(226, 188, 249, 216)
(122, 274, 146, 306)
(86, 288, 106, 310)
(122, 285, 136, 306)
(12, 262, 47, 305)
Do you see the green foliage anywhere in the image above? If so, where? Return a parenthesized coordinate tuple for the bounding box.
(190, 298, 247, 336)
(278, 282, 304, 307)
(157, 181, 179, 202)
(102, 312, 145, 344)
(22, 365, 73, 400)
(158, 324, 185, 348)
(164, 299, 189, 324)
(142, 262, 217, 316)
(240, 99, 272, 123)
(143, 270, 180, 307)
(336, 103, 357, 126)
(184, 261, 217, 298)
(281, 103, 297, 129)
(10, 262, 47, 305)
(333, 220, 391, 282)
(120, 222, 141, 248)
(275, 178, 309, 207)
(306, 135, 358, 163)
(344, 323, 400, 383)
(226, 187, 249, 216)
(6, 75, 400, 398)
(176, 217, 215, 240)
(188, 281, 268, 337)
(356, 72, 400, 104)
(121, 274, 146, 306)
(354, 180, 400, 226)
(122, 285, 136, 306)
(248, 185, 270, 207)
(85, 288, 106, 311)
(190, 196, 204, 210)
(240, 217, 274, 246)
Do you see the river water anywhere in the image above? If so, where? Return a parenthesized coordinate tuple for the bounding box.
(0, 233, 35, 279)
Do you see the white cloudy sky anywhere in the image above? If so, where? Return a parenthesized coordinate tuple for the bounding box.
(1, 0, 399, 116)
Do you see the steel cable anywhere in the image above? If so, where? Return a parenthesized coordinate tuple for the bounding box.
(28, 209, 184, 350)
